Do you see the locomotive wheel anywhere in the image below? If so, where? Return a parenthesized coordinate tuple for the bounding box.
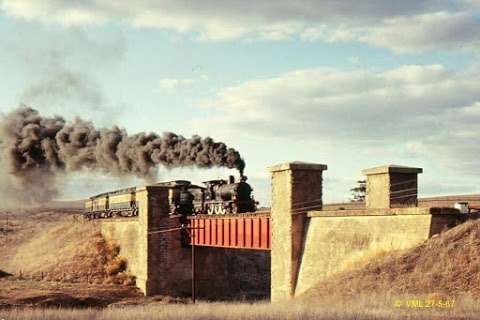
(216, 204, 227, 215)
(207, 205, 215, 215)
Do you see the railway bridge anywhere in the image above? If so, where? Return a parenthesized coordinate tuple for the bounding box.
(99, 162, 470, 301)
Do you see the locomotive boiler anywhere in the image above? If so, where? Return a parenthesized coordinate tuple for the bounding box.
(196, 175, 257, 215)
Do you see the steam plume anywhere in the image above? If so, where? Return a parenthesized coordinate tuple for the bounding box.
(0, 107, 245, 203)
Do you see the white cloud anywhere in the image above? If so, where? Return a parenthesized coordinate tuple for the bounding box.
(193, 65, 480, 177)
(300, 24, 357, 42)
(362, 12, 480, 53)
(158, 78, 194, 90)
(1, 1, 479, 52)
(158, 74, 208, 90)
(406, 101, 480, 175)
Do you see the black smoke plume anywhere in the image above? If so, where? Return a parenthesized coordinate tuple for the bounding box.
(0, 107, 245, 203)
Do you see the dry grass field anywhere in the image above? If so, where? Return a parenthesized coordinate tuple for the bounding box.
(1, 295, 479, 320)
(2, 208, 480, 319)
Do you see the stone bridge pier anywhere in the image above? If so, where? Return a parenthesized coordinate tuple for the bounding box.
(269, 162, 327, 301)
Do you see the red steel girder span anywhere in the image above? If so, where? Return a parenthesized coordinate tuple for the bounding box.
(188, 215, 271, 250)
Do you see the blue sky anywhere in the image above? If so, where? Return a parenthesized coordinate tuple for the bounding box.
(0, 1, 479, 205)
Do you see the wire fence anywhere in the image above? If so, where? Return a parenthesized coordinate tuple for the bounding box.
(390, 193, 419, 201)
(389, 179, 418, 204)
(389, 178, 418, 188)
(281, 179, 420, 214)
(390, 187, 418, 195)
(8, 270, 105, 285)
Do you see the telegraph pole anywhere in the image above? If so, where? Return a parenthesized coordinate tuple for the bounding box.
(191, 229, 196, 303)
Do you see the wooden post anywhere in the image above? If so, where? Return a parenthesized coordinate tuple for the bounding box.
(5, 211, 9, 244)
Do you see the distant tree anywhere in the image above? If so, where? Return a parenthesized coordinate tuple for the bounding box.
(350, 180, 366, 202)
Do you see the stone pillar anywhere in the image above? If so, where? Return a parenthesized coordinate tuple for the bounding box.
(145, 186, 174, 296)
(269, 162, 327, 302)
(133, 186, 150, 294)
(362, 165, 423, 209)
(136, 185, 179, 296)
(100, 185, 192, 297)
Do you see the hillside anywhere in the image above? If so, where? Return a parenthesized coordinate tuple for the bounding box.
(303, 219, 480, 299)
(1, 209, 133, 285)
(0, 208, 143, 308)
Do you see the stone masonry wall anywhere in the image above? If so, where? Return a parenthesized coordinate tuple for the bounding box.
(294, 212, 465, 296)
(195, 248, 270, 300)
(365, 173, 390, 209)
(100, 186, 152, 294)
(100, 218, 140, 276)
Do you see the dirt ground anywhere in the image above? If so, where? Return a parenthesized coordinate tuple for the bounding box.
(0, 207, 153, 309)
(0, 277, 144, 308)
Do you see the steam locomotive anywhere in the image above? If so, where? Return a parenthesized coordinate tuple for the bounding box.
(84, 175, 257, 219)
(169, 175, 257, 216)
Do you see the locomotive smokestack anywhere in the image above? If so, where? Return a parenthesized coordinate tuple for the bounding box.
(0, 106, 246, 203)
